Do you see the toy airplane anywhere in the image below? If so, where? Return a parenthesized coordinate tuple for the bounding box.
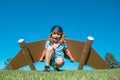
(8, 36, 110, 70)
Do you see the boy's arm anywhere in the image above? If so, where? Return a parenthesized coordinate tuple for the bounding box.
(39, 49, 46, 61)
(65, 48, 75, 62)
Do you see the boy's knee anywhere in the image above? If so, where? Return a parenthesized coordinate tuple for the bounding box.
(47, 46, 54, 52)
(55, 58, 64, 66)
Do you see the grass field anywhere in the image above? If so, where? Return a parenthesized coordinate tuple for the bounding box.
(0, 68, 120, 80)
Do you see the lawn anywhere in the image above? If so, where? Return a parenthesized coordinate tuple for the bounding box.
(0, 68, 120, 80)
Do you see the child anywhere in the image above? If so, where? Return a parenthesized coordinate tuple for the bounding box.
(39, 25, 75, 72)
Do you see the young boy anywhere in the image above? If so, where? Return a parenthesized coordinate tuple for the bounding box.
(39, 25, 75, 72)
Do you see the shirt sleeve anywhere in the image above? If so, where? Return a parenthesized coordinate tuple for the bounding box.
(45, 41, 51, 49)
(64, 42, 67, 49)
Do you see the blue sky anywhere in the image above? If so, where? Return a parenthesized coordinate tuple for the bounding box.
(0, 0, 120, 70)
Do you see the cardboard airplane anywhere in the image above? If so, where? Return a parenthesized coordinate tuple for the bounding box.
(8, 36, 110, 70)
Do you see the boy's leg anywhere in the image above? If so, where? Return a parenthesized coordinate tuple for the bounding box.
(45, 46, 54, 66)
(44, 46, 54, 71)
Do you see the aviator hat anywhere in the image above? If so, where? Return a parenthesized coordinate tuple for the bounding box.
(50, 25, 63, 33)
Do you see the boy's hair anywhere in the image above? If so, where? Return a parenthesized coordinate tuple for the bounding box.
(48, 25, 66, 43)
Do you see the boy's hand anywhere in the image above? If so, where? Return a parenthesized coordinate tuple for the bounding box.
(39, 58, 44, 62)
(70, 58, 75, 62)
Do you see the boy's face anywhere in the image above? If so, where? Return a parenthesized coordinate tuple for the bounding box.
(51, 30, 62, 43)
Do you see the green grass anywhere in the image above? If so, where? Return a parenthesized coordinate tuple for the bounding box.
(0, 69, 120, 80)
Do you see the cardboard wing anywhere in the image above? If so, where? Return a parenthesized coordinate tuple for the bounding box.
(8, 39, 110, 70)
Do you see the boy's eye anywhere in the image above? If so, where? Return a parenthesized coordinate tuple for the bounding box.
(52, 32, 61, 35)
(53, 33, 57, 35)
(54, 33, 60, 35)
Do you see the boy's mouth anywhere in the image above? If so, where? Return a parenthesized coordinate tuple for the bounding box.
(54, 37, 59, 40)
